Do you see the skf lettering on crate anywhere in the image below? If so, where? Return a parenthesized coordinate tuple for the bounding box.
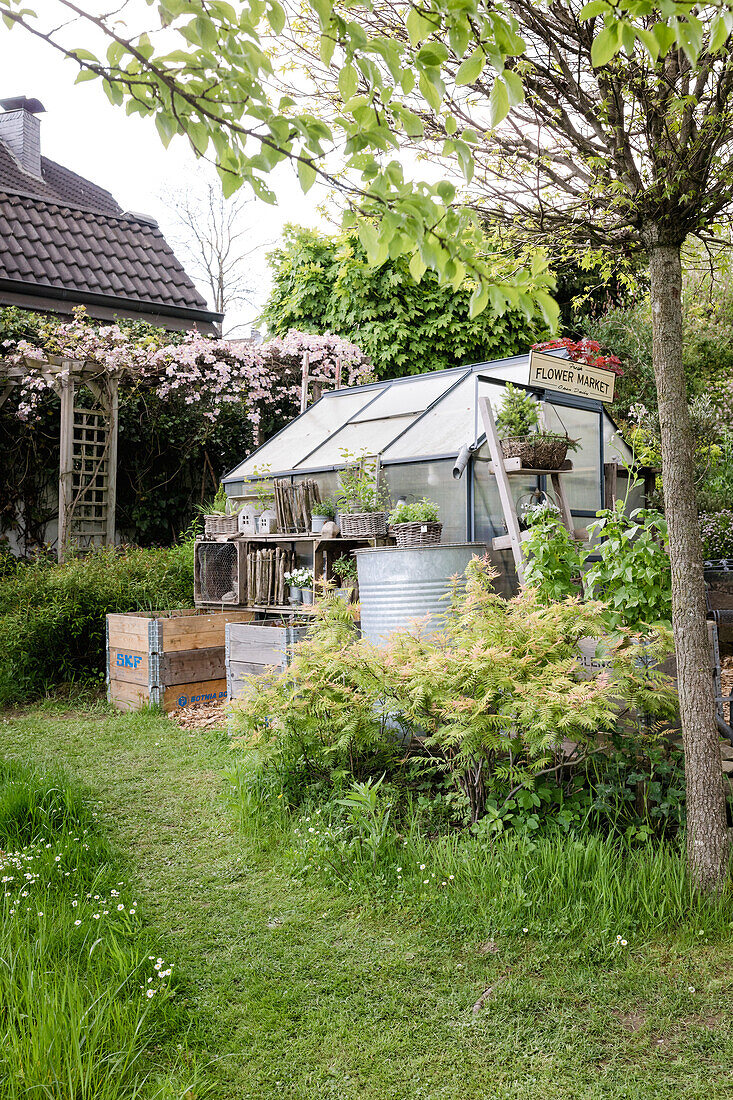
(115, 653, 143, 669)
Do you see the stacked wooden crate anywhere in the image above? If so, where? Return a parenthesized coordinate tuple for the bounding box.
(225, 620, 310, 700)
(107, 608, 253, 712)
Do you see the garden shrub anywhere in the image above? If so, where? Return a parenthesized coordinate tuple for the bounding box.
(231, 558, 677, 825)
(700, 510, 733, 560)
(0, 541, 194, 704)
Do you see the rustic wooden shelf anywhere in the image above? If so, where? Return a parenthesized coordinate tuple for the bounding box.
(488, 457, 574, 475)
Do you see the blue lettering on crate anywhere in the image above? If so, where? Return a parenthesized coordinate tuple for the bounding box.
(115, 653, 143, 669)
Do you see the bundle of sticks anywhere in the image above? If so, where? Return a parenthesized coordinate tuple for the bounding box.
(246, 547, 296, 606)
(274, 478, 322, 533)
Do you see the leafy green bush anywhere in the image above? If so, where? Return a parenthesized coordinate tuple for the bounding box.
(585, 504, 671, 629)
(521, 501, 585, 601)
(0, 541, 194, 704)
(231, 560, 677, 823)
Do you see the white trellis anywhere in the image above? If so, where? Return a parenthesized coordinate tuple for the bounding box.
(0, 355, 118, 562)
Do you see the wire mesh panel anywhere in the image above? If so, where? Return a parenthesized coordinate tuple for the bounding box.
(195, 542, 241, 603)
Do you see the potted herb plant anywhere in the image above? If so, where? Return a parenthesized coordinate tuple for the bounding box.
(387, 499, 442, 547)
(332, 554, 358, 601)
(495, 383, 579, 470)
(284, 569, 302, 605)
(338, 451, 389, 537)
(311, 497, 336, 535)
(202, 483, 240, 537)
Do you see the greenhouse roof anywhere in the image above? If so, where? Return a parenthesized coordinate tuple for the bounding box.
(223, 350, 608, 483)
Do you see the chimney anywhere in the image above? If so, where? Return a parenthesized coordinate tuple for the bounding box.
(0, 96, 45, 179)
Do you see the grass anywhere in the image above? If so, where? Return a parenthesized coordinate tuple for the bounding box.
(0, 756, 194, 1099)
(0, 700, 732, 1099)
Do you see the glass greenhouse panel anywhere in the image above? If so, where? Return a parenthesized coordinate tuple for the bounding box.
(476, 356, 531, 385)
(350, 371, 465, 423)
(382, 461, 468, 542)
(226, 388, 383, 481)
(384, 376, 506, 460)
(472, 444, 540, 541)
(297, 413, 418, 468)
(543, 402, 602, 512)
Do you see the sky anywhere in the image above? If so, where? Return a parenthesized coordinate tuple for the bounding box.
(1, 19, 332, 334)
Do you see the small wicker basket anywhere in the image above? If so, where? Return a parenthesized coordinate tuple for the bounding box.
(204, 514, 239, 537)
(340, 511, 388, 538)
(392, 521, 443, 548)
(500, 435, 570, 470)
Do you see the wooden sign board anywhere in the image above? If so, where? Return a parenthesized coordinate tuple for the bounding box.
(529, 350, 616, 403)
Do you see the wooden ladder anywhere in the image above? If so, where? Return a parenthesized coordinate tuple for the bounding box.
(479, 395, 584, 585)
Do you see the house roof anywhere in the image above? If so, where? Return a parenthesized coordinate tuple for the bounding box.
(0, 130, 223, 330)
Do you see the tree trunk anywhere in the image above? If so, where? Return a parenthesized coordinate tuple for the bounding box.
(647, 241, 729, 890)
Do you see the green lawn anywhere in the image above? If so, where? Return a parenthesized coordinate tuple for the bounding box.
(1, 701, 732, 1099)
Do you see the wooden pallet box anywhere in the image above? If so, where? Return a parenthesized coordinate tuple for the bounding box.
(225, 620, 310, 701)
(107, 608, 254, 712)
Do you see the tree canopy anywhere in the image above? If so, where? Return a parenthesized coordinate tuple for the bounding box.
(261, 226, 548, 376)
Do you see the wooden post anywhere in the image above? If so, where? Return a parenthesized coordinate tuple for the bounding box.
(335, 356, 342, 389)
(300, 351, 310, 414)
(0, 381, 13, 410)
(105, 376, 118, 548)
(57, 373, 74, 563)
(479, 396, 525, 584)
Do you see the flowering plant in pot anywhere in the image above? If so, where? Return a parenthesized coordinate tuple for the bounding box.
(332, 554, 358, 600)
(495, 384, 578, 470)
(337, 451, 390, 537)
(285, 567, 314, 604)
(311, 497, 337, 534)
(387, 499, 442, 547)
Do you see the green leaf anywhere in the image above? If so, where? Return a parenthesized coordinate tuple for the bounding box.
(409, 251, 427, 282)
(339, 63, 358, 101)
(591, 23, 620, 67)
(651, 22, 677, 56)
(320, 33, 335, 66)
(580, 0, 611, 16)
(406, 6, 435, 47)
(489, 77, 509, 128)
(469, 282, 489, 318)
(297, 157, 317, 193)
(455, 48, 486, 86)
(419, 69, 443, 111)
(74, 69, 100, 84)
(268, 0, 286, 34)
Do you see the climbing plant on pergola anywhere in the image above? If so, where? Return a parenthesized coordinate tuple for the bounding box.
(0, 357, 118, 562)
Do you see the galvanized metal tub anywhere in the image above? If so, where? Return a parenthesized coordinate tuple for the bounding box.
(354, 544, 486, 645)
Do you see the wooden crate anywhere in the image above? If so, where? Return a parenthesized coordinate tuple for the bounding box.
(107, 608, 254, 713)
(226, 621, 310, 700)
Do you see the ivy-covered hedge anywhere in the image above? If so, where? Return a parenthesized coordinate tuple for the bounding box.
(0, 543, 194, 705)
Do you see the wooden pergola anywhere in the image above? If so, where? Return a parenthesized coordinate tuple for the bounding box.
(0, 355, 118, 562)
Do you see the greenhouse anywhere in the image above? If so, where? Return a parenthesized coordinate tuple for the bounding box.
(223, 350, 636, 576)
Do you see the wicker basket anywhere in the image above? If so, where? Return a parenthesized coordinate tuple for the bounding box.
(500, 435, 569, 470)
(392, 522, 443, 548)
(340, 511, 388, 538)
(204, 514, 239, 537)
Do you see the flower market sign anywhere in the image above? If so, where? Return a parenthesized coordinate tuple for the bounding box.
(529, 350, 616, 403)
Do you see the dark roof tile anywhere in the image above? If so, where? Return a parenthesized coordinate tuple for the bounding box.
(0, 190, 210, 314)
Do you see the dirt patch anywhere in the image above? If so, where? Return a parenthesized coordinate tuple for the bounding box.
(168, 701, 230, 731)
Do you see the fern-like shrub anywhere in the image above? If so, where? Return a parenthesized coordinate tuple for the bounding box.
(231, 558, 676, 821)
(0, 541, 194, 704)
